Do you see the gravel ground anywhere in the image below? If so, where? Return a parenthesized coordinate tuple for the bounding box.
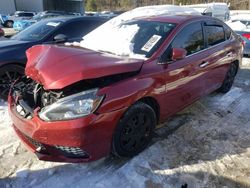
(0, 58, 250, 188)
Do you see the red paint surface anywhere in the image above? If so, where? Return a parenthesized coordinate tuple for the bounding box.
(10, 15, 243, 162)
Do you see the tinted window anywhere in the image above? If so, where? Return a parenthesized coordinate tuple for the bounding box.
(205, 25, 225, 46)
(11, 20, 63, 41)
(52, 20, 104, 41)
(171, 22, 204, 56)
(224, 25, 232, 40)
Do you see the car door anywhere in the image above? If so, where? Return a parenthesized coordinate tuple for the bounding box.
(200, 21, 234, 94)
(160, 21, 209, 118)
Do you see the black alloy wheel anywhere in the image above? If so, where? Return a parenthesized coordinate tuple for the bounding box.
(112, 102, 156, 158)
(0, 65, 24, 100)
(219, 63, 237, 93)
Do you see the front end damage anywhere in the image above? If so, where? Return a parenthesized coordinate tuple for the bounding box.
(9, 45, 142, 162)
(9, 74, 134, 162)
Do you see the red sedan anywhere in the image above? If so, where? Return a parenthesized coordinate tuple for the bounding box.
(9, 14, 243, 162)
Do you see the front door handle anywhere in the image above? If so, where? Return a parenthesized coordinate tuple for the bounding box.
(199, 61, 209, 68)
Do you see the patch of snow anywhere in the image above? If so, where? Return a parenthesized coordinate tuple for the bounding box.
(226, 20, 247, 31)
(216, 87, 243, 108)
(16, 169, 30, 178)
(80, 5, 200, 58)
(230, 14, 250, 21)
(242, 58, 250, 66)
(48, 169, 56, 176)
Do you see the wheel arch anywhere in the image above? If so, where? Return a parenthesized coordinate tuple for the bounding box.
(137, 96, 160, 124)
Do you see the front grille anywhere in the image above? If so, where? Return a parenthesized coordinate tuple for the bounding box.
(23, 134, 46, 151)
(54, 146, 89, 159)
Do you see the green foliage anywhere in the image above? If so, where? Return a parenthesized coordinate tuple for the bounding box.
(85, 0, 98, 11)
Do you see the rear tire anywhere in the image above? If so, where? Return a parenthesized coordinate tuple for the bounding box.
(218, 63, 237, 93)
(112, 102, 156, 158)
(0, 64, 24, 100)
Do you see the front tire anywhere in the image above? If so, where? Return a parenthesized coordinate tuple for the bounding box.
(218, 63, 237, 93)
(112, 102, 156, 158)
(0, 65, 24, 100)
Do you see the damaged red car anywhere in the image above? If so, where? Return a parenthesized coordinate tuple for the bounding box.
(9, 14, 243, 162)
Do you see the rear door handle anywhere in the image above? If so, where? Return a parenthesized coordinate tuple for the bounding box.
(199, 61, 209, 68)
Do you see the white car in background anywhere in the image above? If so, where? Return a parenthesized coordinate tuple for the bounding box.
(184, 3, 230, 21)
(226, 14, 250, 56)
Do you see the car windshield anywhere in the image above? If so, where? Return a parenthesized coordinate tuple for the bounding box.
(80, 20, 176, 59)
(11, 20, 62, 41)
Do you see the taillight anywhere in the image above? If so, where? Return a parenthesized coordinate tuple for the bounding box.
(242, 33, 250, 40)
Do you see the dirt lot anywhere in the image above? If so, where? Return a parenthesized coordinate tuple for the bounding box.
(0, 58, 250, 188)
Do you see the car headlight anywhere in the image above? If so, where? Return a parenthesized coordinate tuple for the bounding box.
(39, 88, 104, 121)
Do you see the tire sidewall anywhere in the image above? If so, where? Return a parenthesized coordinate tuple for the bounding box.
(219, 63, 237, 93)
(0, 64, 24, 100)
(112, 102, 156, 158)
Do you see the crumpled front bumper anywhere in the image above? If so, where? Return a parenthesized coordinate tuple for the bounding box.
(8, 95, 127, 163)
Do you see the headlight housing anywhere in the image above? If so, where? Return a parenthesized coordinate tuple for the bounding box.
(39, 88, 104, 121)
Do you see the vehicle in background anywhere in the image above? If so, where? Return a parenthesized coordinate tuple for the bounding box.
(184, 3, 230, 21)
(227, 15, 250, 56)
(13, 11, 80, 31)
(0, 16, 108, 99)
(13, 19, 35, 31)
(87, 11, 132, 18)
(6, 11, 36, 28)
(0, 14, 11, 27)
(229, 14, 250, 26)
(12, 11, 36, 18)
(237, 32, 250, 56)
(96, 11, 118, 18)
(8, 5, 242, 163)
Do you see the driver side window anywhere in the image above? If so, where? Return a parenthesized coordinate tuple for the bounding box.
(163, 22, 204, 61)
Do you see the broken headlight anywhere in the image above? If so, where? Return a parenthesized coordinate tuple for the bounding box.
(39, 88, 104, 121)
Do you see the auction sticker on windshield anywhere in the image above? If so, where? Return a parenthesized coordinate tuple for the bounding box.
(141, 35, 162, 52)
(46, 22, 61, 27)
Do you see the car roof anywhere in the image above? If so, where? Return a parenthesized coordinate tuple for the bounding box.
(136, 14, 211, 24)
(40, 16, 108, 23)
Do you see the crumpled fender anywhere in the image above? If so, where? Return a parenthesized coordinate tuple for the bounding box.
(25, 45, 144, 90)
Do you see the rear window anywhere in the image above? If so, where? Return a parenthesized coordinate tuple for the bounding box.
(17, 13, 34, 17)
(205, 25, 225, 46)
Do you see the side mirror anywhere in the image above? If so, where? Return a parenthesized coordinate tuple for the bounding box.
(171, 48, 187, 61)
(53, 34, 68, 43)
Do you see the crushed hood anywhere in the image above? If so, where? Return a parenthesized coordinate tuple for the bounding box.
(25, 45, 144, 90)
